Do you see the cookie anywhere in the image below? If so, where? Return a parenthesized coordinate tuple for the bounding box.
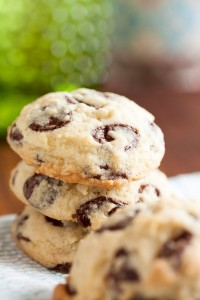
(54, 198, 200, 299)
(7, 88, 165, 188)
(12, 206, 87, 272)
(10, 160, 170, 230)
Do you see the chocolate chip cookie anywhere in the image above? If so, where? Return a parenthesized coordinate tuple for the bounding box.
(10, 161, 170, 230)
(54, 197, 200, 299)
(7, 88, 165, 188)
(12, 206, 87, 272)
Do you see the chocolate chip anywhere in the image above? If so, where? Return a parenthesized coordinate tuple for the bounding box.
(92, 174, 101, 180)
(39, 188, 59, 209)
(29, 112, 72, 132)
(139, 184, 160, 197)
(23, 174, 45, 200)
(108, 206, 121, 216)
(74, 197, 125, 228)
(10, 123, 23, 142)
(97, 209, 140, 234)
(106, 248, 140, 291)
(23, 173, 63, 199)
(23, 173, 62, 210)
(17, 215, 29, 227)
(92, 124, 139, 151)
(99, 165, 128, 180)
(115, 248, 129, 257)
(45, 216, 64, 227)
(51, 262, 72, 273)
(35, 154, 44, 164)
(16, 233, 31, 242)
(100, 165, 110, 170)
(158, 230, 193, 268)
(65, 283, 77, 296)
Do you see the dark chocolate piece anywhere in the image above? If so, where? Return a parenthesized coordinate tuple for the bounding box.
(45, 216, 64, 227)
(29, 112, 72, 132)
(51, 262, 72, 273)
(75, 197, 125, 228)
(92, 124, 139, 151)
(10, 123, 23, 142)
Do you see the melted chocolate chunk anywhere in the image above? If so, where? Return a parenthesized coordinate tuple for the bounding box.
(23, 173, 62, 200)
(17, 233, 31, 242)
(108, 206, 121, 216)
(51, 262, 72, 273)
(17, 215, 29, 227)
(158, 230, 193, 267)
(115, 248, 129, 257)
(92, 174, 101, 180)
(75, 197, 125, 228)
(107, 248, 140, 291)
(45, 216, 64, 227)
(35, 154, 44, 164)
(29, 112, 72, 132)
(23, 174, 45, 200)
(97, 209, 140, 234)
(38, 188, 59, 209)
(65, 283, 77, 296)
(92, 124, 139, 151)
(139, 184, 160, 197)
(23, 173, 62, 210)
(10, 123, 23, 142)
(99, 165, 128, 180)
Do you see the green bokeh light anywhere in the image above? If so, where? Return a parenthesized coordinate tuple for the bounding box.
(0, 0, 113, 137)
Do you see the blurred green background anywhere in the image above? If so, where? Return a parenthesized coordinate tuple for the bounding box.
(0, 0, 113, 137)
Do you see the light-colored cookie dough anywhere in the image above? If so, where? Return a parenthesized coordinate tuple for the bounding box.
(12, 206, 87, 272)
(7, 88, 165, 188)
(54, 197, 200, 299)
(10, 160, 170, 230)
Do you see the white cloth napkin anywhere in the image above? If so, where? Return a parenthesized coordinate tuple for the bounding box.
(0, 214, 65, 300)
(0, 172, 200, 300)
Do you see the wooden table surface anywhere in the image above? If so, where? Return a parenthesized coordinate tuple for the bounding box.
(1, 88, 200, 216)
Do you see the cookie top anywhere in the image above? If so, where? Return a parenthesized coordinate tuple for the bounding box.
(58, 198, 200, 300)
(12, 206, 87, 272)
(7, 88, 165, 188)
(10, 160, 170, 230)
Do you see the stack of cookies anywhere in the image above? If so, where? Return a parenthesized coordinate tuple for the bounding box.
(7, 88, 167, 272)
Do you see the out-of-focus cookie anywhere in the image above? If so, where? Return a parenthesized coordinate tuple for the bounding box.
(12, 206, 87, 272)
(10, 160, 170, 230)
(54, 197, 200, 299)
(7, 88, 165, 188)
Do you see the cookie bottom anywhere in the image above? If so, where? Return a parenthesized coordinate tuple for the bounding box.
(12, 206, 87, 272)
(8, 146, 142, 188)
